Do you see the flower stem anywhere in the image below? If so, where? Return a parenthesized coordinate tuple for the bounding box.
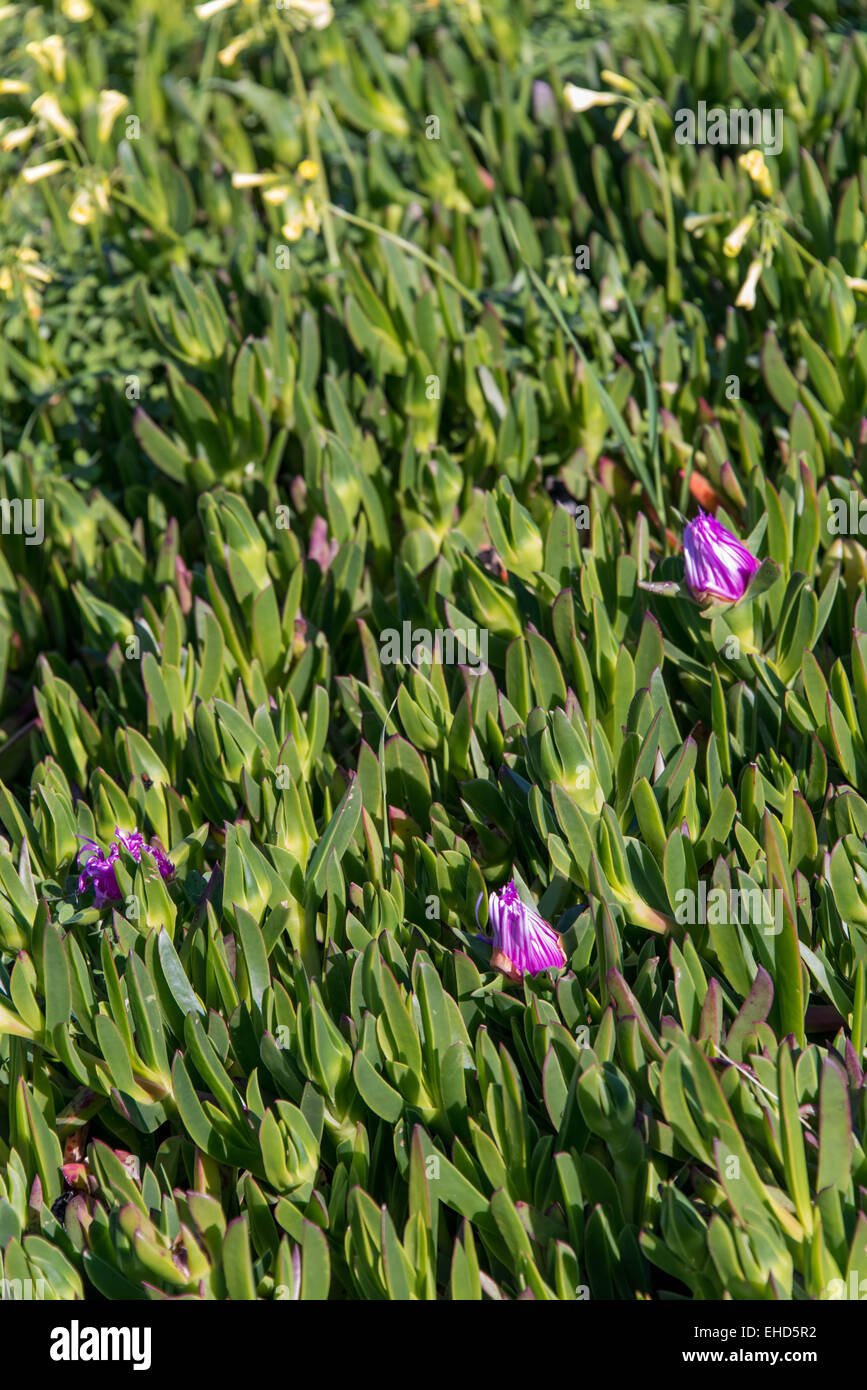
(325, 203, 484, 310)
(642, 102, 678, 304)
(276, 23, 339, 269)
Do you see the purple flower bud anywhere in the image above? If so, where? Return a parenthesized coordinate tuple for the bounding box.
(532, 80, 556, 125)
(475, 879, 566, 981)
(683, 510, 759, 603)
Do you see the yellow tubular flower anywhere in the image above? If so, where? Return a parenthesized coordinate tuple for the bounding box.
(723, 213, 755, 258)
(22, 282, 41, 319)
(563, 83, 619, 113)
(31, 93, 77, 142)
(218, 33, 255, 65)
(61, 0, 94, 18)
(195, 0, 238, 17)
(281, 214, 304, 241)
(21, 158, 66, 182)
(302, 195, 319, 231)
(599, 69, 639, 94)
(232, 171, 271, 187)
(738, 149, 773, 198)
(284, 0, 334, 29)
(96, 90, 128, 143)
(18, 250, 51, 282)
(735, 259, 763, 310)
(25, 35, 66, 84)
(69, 187, 97, 224)
(612, 107, 635, 141)
(0, 79, 30, 95)
(1, 125, 35, 151)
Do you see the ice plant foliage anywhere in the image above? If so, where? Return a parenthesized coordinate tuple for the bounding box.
(682, 510, 760, 603)
(476, 880, 566, 981)
(4, 0, 867, 1315)
(77, 827, 174, 906)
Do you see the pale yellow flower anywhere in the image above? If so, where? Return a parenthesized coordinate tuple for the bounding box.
(599, 69, 639, 95)
(2, 248, 54, 319)
(0, 79, 30, 95)
(281, 214, 305, 241)
(69, 187, 97, 224)
(22, 281, 42, 319)
(845, 276, 867, 293)
(297, 159, 319, 181)
(18, 249, 51, 282)
(563, 83, 619, 113)
(25, 35, 66, 84)
(195, 0, 237, 17)
(1, 124, 35, 151)
(302, 194, 319, 232)
(723, 213, 755, 258)
(68, 180, 111, 228)
(263, 185, 291, 204)
(31, 93, 77, 142)
(739, 149, 773, 198)
(218, 33, 254, 65)
(232, 171, 272, 188)
(96, 89, 128, 143)
(282, 0, 334, 28)
(21, 158, 66, 182)
(735, 259, 763, 310)
(612, 107, 634, 141)
(61, 0, 94, 18)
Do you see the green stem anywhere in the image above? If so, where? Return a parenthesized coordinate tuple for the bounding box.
(325, 203, 484, 310)
(276, 24, 339, 269)
(318, 92, 365, 206)
(778, 224, 821, 269)
(643, 103, 678, 304)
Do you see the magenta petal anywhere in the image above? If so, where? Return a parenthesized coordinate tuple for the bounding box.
(487, 881, 565, 978)
(683, 511, 759, 603)
(149, 844, 174, 881)
(76, 825, 173, 904)
(115, 826, 144, 861)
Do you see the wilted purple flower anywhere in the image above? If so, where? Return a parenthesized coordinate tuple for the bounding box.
(77, 826, 174, 907)
(475, 879, 566, 982)
(76, 840, 122, 907)
(683, 510, 759, 603)
(114, 827, 144, 859)
(114, 826, 174, 880)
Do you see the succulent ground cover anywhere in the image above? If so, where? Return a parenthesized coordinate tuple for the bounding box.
(1, 0, 867, 1304)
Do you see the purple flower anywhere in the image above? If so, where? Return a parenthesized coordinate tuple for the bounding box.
(76, 840, 122, 907)
(475, 879, 566, 981)
(114, 827, 145, 860)
(532, 80, 556, 125)
(77, 826, 174, 907)
(683, 510, 760, 603)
